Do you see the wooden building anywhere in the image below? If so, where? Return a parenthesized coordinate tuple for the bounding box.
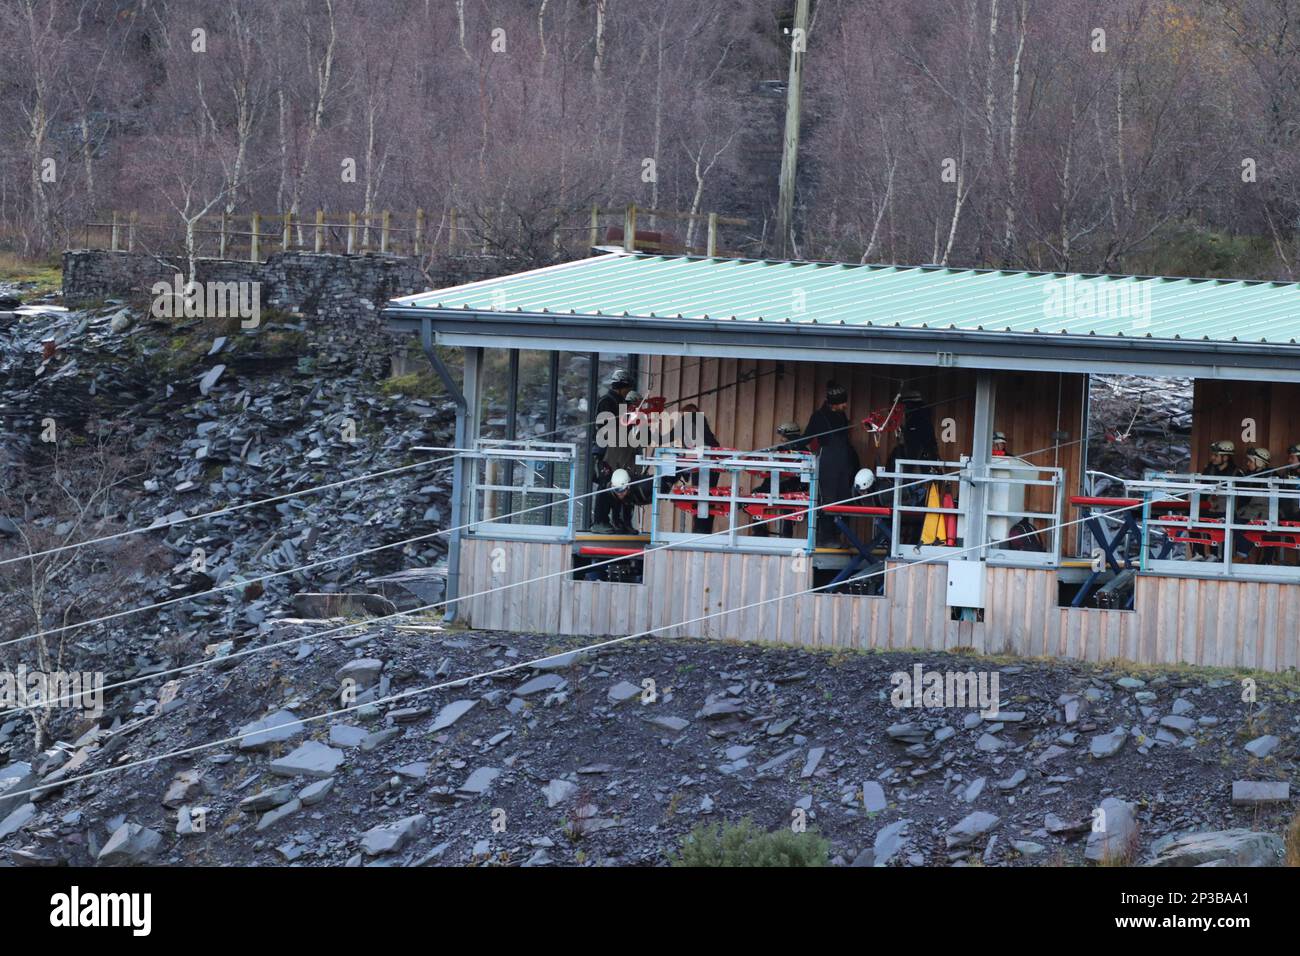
(385, 252, 1300, 673)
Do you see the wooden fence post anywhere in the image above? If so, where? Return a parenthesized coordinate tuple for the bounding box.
(381, 210, 391, 253)
(314, 210, 324, 252)
(623, 204, 636, 252)
(449, 208, 458, 254)
(250, 212, 261, 262)
(414, 208, 425, 256)
(282, 212, 292, 252)
(110, 211, 120, 251)
(128, 211, 138, 252)
(590, 204, 599, 249)
(707, 212, 718, 257)
(219, 211, 228, 259)
(347, 212, 357, 254)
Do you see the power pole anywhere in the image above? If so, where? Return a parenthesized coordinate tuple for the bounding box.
(775, 0, 810, 259)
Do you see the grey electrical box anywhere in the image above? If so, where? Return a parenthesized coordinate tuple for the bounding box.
(946, 560, 986, 608)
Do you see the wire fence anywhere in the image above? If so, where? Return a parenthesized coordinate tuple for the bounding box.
(81, 204, 753, 262)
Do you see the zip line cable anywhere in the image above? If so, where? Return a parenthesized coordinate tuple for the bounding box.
(0, 466, 961, 716)
(0, 489, 1162, 806)
(0, 390, 979, 651)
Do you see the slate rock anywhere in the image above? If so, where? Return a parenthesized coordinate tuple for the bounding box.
(1085, 797, 1137, 863)
(430, 699, 477, 731)
(237, 710, 301, 750)
(862, 781, 887, 813)
(1244, 735, 1280, 758)
(257, 798, 302, 831)
(946, 812, 1000, 848)
(299, 778, 335, 806)
(269, 741, 345, 779)
(0, 802, 36, 839)
(239, 784, 296, 812)
(458, 767, 501, 797)
(513, 674, 565, 698)
(360, 813, 427, 856)
(1231, 781, 1290, 805)
(1089, 728, 1127, 759)
(542, 779, 578, 808)
(1147, 829, 1284, 867)
(607, 681, 641, 704)
(1158, 714, 1196, 735)
(98, 823, 163, 865)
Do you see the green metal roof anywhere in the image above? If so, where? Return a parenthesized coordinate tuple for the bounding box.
(391, 251, 1300, 346)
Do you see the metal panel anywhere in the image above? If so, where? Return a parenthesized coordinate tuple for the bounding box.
(388, 251, 1300, 358)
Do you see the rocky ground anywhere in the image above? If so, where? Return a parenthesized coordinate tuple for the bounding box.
(1, 626, 1296, 867)
(0, 279, 1293, 868)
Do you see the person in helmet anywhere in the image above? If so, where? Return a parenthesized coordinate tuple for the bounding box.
(1235, 447, 1274, 563)
(992, 431, 1008, 456)
(796, 381, 861, 546)
(751, 421, 806, 537)
(1189, 439, 1239, 559)
(591, 368, 638, 533)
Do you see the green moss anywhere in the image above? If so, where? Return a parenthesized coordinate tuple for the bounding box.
(380, 371, 442, 399)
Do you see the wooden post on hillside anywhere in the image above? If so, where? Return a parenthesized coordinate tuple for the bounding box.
(219, 211, 229, 259)
(449, 208, 458, 254)
(381, 210, 391, 253)
(590, 204, 600, 249)
(250, 212, 261, 262)
(624, 204, 637, 252)
(414, 208, 425, 255)
(128, 212, 137, 252)
(707, 212, 718, 257)
(110, 211, 120, 251)
(347, 212, 357, 254)
(282, 213, 292, 252)
(314, 210, 324, 252)
(776, 0, 810, 258)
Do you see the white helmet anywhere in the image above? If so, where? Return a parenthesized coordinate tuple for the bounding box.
(853, 467, 875, 491)
(611, 469, 631, 493)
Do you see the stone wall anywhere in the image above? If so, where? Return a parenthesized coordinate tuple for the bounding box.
(62, 249, 506, 322)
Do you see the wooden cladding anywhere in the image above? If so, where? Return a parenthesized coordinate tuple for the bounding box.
(1192, 379, 1300, 470)
(460, 538, 1299, 672)
(640, 357, 1086, 549)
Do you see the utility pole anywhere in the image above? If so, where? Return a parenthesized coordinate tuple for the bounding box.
(775, 0, 810, 259)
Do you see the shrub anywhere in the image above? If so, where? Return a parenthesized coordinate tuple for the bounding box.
(672, 817, 829, 867)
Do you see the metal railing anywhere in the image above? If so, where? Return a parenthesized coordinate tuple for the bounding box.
(880, 457, 1063, 567)
(466, 439, 577, 540)
(1126, 470, 1300, 580)
(638, 446, 818, 553)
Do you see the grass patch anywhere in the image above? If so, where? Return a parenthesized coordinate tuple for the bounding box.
(672, 817, 829, 867)
(0, 253, 62, 296)
(380, 370, 442, 399)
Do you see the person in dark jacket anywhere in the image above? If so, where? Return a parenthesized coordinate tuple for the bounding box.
(590, 368, 635, 532)
(799, 381, 860, 545)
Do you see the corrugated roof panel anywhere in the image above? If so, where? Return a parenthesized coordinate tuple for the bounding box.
(391, 252, 1300, 346)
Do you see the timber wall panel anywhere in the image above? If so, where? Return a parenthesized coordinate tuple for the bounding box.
(460, 538, 1300, 673)
(644, 357, 1086, 552)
